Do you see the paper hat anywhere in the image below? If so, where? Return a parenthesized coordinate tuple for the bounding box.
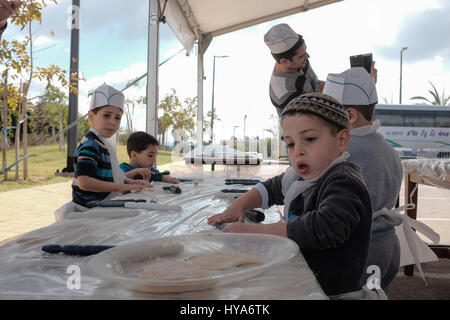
(282, 93, 349, 129)
(264, 23, 300, 54)
(89, 83, 124, 111)
(323, 67, 378, 105)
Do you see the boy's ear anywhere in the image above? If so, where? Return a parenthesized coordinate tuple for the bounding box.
(337, 129, 350, 151)
(279, 58, 290, 66)
(87, 110, 94, 123)
(345, 108, 358, 125)
(130, 150, 137, 160)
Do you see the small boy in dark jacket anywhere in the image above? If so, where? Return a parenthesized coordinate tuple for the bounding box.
(208, 93, 374, 298)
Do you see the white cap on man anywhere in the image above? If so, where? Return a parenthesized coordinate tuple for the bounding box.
(89, 83, 124, 111)
(264, 23, 300, 54)
(323, 67, 378, 105)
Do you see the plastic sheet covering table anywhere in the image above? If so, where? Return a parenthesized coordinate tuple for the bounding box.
(402, 158, 450, 189)
(0, 173, 326, 300)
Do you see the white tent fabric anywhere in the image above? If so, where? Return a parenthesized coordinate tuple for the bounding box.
(166, 0, 343, 52)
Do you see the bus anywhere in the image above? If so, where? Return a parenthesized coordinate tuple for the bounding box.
(374, 104, 450, 158)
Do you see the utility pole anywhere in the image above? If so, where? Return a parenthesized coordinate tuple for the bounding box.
(65, 0, 80, 172)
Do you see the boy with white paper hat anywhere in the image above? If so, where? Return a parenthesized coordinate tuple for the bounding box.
(71, 83, 153, 208)
(264, 23, 324, 117)
(323, 67, 403, 293)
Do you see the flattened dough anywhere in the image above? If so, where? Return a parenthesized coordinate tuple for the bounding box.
(140, 260, 208, 280)
(188, 251, 262, 270)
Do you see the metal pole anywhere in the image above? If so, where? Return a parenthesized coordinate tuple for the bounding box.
(197, 42, 204, 148)
(210, 56, 216, 143)
(146, 0, 159, 138)
(244, 114, 247, 151)
(65, 0, 80, 172)
(210, 55, 229, 143)
(233, 125, 238, 149)
(399, 47, 407, 104)
(244, 114, 247, 139)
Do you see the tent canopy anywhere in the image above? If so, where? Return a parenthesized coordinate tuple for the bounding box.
(165, 0, 342, 52)
(146, 0, 343, 146)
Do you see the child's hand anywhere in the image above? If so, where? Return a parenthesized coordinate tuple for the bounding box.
(124, 178, 153, 189)
(129, 168, 152, 180)
(162, 175, 180, 184)
(370, 61, 377, 84)
(117, 183, 146, 193)
(207, 206, 246, 226)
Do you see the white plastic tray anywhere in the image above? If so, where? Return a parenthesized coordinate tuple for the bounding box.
(88, 232, 299, 293)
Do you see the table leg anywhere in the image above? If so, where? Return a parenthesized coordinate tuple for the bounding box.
(404, 173, 418, 276)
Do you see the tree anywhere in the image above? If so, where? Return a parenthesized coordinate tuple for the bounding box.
(33, 86, 67, 149)
(124, 99, 135, 134)
(204, 109, 221, 140)
(411, 81, 450, 106)
(0, 0, 71, 180)
(157, 89, 197, 147)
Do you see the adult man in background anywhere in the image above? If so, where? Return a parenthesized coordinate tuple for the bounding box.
(0, 0, 21, 41)
(264, 23, 324, 118)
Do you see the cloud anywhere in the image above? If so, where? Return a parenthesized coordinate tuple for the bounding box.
(38, 0, 175, 43)
(33, 35, 56, 47)
(376, 0, 450, 64)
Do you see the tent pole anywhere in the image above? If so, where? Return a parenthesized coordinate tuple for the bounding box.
(196, 34, 212, 149)
(146, 0, 159, 138)
(196, 41, 204, 148)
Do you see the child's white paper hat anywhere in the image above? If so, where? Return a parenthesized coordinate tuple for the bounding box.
(323, 67, 378, 106)
(90, 83, 124, 111)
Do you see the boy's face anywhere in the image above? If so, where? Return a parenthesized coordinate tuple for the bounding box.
(88, 106, 123, 138)
(282, 114, 349, 180)
(131, 144, 159, 168)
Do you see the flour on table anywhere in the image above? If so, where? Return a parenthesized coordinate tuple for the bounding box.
(139, 260, 207, 280)
(188, 251, 262, 270)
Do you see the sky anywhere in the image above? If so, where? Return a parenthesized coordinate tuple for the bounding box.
(3, 0, 450, 143)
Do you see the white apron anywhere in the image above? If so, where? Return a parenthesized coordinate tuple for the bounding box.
(374, 199, 440, 285)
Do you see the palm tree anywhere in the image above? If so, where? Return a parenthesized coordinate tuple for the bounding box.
(411, 81, 450, 106)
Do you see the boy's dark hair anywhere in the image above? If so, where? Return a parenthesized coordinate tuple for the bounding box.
(90, 105, 123, 115)
(90, 106, 104, 115)
(344, 104, 376, 122)
(271, 35, 305, 64)
(126, 131, 159, 157)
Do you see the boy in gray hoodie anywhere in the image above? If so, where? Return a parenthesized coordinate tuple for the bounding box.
(323, 67, 403, 292)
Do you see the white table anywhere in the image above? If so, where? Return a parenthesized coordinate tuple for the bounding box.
(0, 173, 326, 300)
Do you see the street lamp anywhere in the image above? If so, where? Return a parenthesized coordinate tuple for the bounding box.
(399, 47, 408, 104)
(243, 114, 247, 140)
(233, 125, 239, 149)
(210, 55, 229, 143)
(263, 129, 273, 159)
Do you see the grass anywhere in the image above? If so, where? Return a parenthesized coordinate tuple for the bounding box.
(0, 144, 175, 192)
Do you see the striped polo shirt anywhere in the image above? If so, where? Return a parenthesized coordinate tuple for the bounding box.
(72, 130, 114, 207)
